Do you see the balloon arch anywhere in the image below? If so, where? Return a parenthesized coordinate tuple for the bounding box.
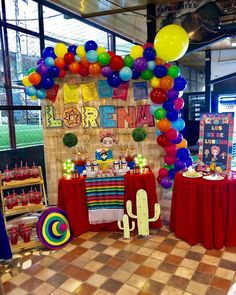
(22, 24, 192, 189)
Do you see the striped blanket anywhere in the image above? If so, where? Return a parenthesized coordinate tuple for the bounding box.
(85, 176, 124, 224)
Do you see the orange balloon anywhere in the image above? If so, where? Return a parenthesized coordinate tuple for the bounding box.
(160, 76, 174, 90)
(155, 57, 164, 65)
(81, 57, 90, 68)
(55, 57, 65, 69)
(176, 138, 188, 148)
(28, 72, 41, 85)
(69, 62, 80, 74)
(89, 62, 101, 76)
(157, 118, 171, 132)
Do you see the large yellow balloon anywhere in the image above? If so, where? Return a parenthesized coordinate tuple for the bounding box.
(22, 76, 32, 87)
(76, 45, 86, 58)
(154, 24, 189, 62)
(130, 45, 143, 59)
(54, 43, 67, 58)
(96, 47, 106, 55)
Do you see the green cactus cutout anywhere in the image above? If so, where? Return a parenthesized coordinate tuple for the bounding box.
(126, 189, 160, 236)
(117, 214, 135, 239)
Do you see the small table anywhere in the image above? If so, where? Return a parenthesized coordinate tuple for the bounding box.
(170, 172, 236, 249)
(58, 171, 162, 236)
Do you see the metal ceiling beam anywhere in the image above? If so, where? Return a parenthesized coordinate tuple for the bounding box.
(81, 5, 146, 18)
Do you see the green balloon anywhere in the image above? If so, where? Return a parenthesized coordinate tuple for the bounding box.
(97, 52, 111, 66)
(167, 65, 180, 79)
(124, 55, 134, 68)
(164, 164, 174, 171)
(27, 67, 36, 75)
(154, 107, 166, 120)
(141, 69, 153, 81)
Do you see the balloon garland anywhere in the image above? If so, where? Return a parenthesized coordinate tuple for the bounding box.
(22, 24, 192, 189)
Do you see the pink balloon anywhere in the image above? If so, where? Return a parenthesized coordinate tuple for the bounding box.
(164, 154, 176, 165)
(165, 63, 171, 69)
(158, 168, 168, 178)
(165, 128, 178, 141)
(174, 97, 185, 110)
(165, 144, 177, 156)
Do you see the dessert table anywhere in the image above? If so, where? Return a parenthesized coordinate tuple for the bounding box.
(58, 170, 162, 236)
(170, 172, 236, 249)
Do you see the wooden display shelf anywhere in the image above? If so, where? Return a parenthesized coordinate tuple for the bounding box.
(1, 177, 42, 189)
(11, 240, 42, 254)
(4, 203, 46, 217)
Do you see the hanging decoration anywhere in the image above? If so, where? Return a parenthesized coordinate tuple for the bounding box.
(22, 24, 191, 189)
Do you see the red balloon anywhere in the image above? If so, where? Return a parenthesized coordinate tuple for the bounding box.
(164, 155, 176, 165)
(157, 134, 170, 147)
(165, 144, 177, 156)
(58, 69, 66, 78)
(110, 55, 124, 71)
(158, 168, 168, 178)
(64, 52, 75, 64)
(165, 128, 178, 141)
(81, 57, 90, 68)
(165, 63, 171, 69)
(55, 57, 65, 69)
(174, 97, 185, 110)
(143, 42, 153, 49)
(157, 175, 162, 184)
(150, 88, 168, 104)
(107, 51, 116, 58)
(69, 62, 80, 74)
(79, 66, 89, 77)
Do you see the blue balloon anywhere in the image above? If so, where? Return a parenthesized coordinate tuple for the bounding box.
(163, 100, 174, 112)
(42, 47, 56, 59)
(36, 89, 46, 99)
(150, 103, 162, 115)
(48, 66, 60, 78)
(172, 132, 183, 144)
(45, 57, 55, 67)
(185, 157, 193, 167)
(147, 61, 156, 71)
(143, 47, 156, 61)
(86, 50, 98, 63)
(167, 89, 179, 101)
(40, 76, 54, 89)
(119, 67, 132, 81)
(177, 148, 190, 161)
(166, 110, 180, 122)
(168, 168, 177, 179)
(107, 72, 121, 88)
(172, 118, 185, 131)
(153, 65, 167, 78)
(84, 40, 98, 52)
(174, 76, 187, 91)
(131, 68, 141, 80)
(155, 129, 162, 136)
(25, 86, 36, 96)
(68, 45, 77, 55)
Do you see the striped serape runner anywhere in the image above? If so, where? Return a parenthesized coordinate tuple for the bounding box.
(85, 176, 124, 224)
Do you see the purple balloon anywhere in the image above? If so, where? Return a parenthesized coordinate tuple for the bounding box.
(160, 176, 173, 189)
(133, 57, 147, 72)
(36, 64, 48, 75)
(185, 157, 193, 167)
(174, 160, 186, 171)
(172, 132, 183, 144)
(37, 58, 45, 65)
(132, 68, 141, 80)
(101, 66, 112, 77)
(167, 89, 179, 101)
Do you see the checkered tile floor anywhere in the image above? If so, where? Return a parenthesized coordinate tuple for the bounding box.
(1, 226, 236, 295)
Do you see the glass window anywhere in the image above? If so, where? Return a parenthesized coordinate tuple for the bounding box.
(43, 6, 109, 48)
(116, 37, 134, 56)
(0, 110, 10, 150)
(14, 110, 43, 148)
(5, 0, 39, 32)
(12, 87, 40, 106)
(0, 87, 7, 106)
(7, 29, 40, 86)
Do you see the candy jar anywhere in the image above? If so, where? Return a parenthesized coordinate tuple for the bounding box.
(24, 162, 30, 179)
(9, 228, 18, 245)
(22, 227, 30, 243)
(6, 194, 13, 209)
(4, 165, 11, 182)
(28, 187, 35, 204)
(19, 161, 25, 180)
(11, 190, 18, 207)
(31, 162, 39, 178)
(34, 189, 42, 204)
(14, 164, 20, 180)
(21, 189, 28, 206)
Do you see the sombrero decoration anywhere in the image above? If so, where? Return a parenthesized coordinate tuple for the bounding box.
(36, 207, 72, 249)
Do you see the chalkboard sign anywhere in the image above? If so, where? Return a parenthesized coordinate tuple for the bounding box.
(198, 113, 234, 172)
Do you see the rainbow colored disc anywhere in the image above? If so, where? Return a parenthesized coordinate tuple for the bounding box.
(36, 208, 72, 249)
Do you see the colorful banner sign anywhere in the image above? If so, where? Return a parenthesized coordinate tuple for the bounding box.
(112, 82, 129, 100)
(198, 113, 234, 172)
(98, 80, 113, 98)
(63, 83, 79, 104)
(133, 82, 148, 100)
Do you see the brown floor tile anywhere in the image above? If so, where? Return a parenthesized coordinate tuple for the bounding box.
(71, 237, 86, 245)
(72, 267, 93, 281)
(90, 235, 106, 243)
(143, 240, 159, 250)
(73, 283, 97, 295)
(94, 253, 112, 263)
(70, 247, 88, 256)
(197, 262, 217, 275)
(32, 282, 55, 295)
(157, 243, 173, 253)
(60, 253, 77, 263)
(129, 253, 147, 264)
(3, 281, 17, 293)
(108, 232, 123, 240)
(192, 271, 213, 285)
(61, 264, 81, 277)
(112, 241, 127, 249)
(206, 287, 228, 295)
(135, 265, 155, 278)
(185, 251, 203, 261)
(39, 256, 56, 267)
(126, 274, 147, 289)
(20, 277, 43, 292)
(219, 259, 236, 271)
(225, 246, 236, 254)
(205, 249, 223, 258)
(92, 244, 108, 252)
(130, 239, 147, 246)
(211, 277, 232, 291)
(158, 262, 178, 274)
(106, 257, 125, 269)
(164, 254, 183, 265)
(156, 229, 169, 237)
(167, 275, 189, 290)
(116, 250, 133, 260)
(49, 260, 68, 271)
(22, 263, 44, 276)
(47, 273, 68, 288)
(100, 278, 123, 293)
(97, 265, 116, 277)
(162, 238, 178, 246)
(142, 279, 165, 294)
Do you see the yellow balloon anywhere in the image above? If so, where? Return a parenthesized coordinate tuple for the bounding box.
(22, 76, 32, 87)
(154, 24, 189, 62)
(54, 43, 67, 58)
(97, 47, 106, 55)
(179, 90, 183, 97)
(176, 138, 188, 148)
(130, 45, 143, 59)
(76, 45, 86, 58)
(151, 77, 160, 88)
(30, 95, 37, 101)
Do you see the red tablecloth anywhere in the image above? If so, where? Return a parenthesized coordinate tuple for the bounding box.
(170, 172, 236, 249)
(58, 171, 162, 236)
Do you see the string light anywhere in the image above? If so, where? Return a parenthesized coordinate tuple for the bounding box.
(134, 154, 147, 169)
(63, 159, 74, 179)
